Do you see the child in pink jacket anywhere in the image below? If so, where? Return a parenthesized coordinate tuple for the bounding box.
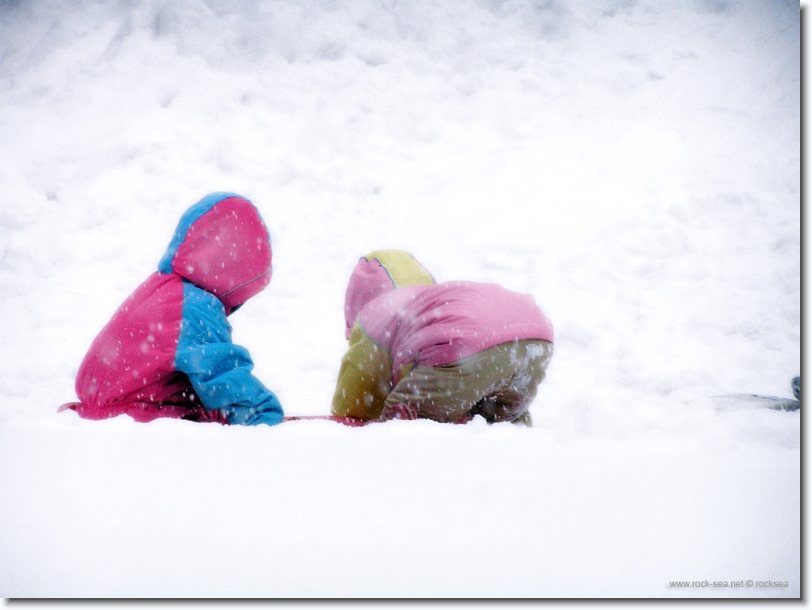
(61, 192, 283, 426)
(332, 250, 554, 425)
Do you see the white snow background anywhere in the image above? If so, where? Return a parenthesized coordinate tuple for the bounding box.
(0, 0, 801, 599)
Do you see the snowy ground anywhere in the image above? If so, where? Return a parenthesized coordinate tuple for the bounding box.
(0, 0, 801, 599)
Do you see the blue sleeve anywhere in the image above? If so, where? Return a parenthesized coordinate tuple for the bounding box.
(174, 281, 284, 426)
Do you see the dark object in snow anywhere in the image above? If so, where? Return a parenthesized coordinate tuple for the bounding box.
(712, 376, 801, 412)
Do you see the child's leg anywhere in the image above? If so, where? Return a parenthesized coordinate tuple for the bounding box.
(383, 339, 553, 424)
(382, 361, 487, 423)
(64, 399, 229, 424)
(472, 340, 553, 425)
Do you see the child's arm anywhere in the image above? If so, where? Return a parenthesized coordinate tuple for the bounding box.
(331, 323, 392, 420)
(175, 282, 283, 426)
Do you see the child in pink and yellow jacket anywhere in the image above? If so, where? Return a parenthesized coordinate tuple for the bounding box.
(332, 250, 554, 425)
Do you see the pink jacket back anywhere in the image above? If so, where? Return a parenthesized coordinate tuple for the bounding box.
(358, 281, 554, 376)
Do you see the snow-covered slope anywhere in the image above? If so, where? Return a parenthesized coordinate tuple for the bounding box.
(0, 0, 800, 598)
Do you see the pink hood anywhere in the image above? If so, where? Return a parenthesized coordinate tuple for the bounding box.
(158, 192, 272, 313)
(344, 249, 435, 338)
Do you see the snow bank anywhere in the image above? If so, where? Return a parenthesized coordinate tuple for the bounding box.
(0, 414, 800, 598)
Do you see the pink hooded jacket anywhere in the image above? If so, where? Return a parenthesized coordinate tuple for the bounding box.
(63, 192, 283, 425)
